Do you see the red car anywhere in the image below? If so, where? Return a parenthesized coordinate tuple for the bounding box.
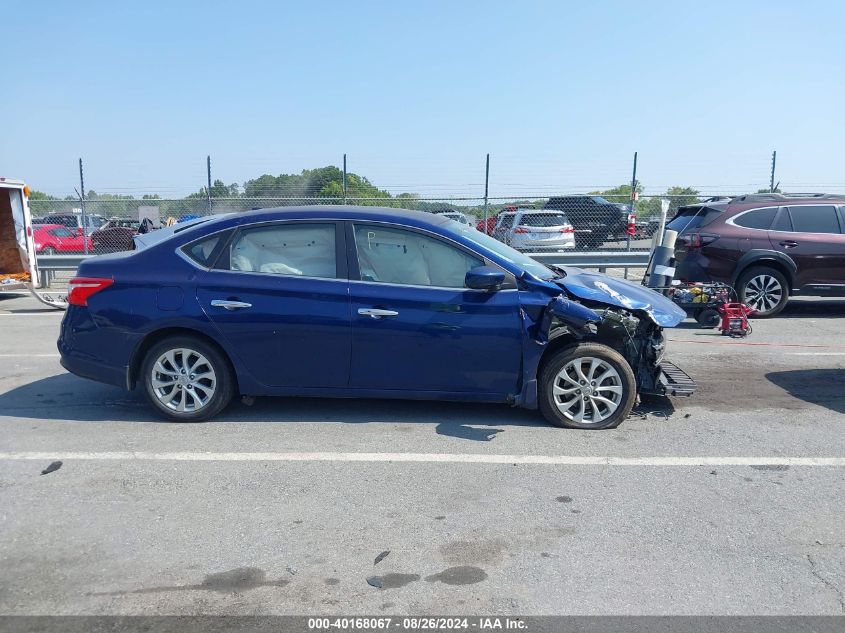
(476, 216, 497, 235)
(32, 223, 93, 254)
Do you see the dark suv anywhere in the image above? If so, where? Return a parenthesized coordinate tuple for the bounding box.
(670, 193, 845, 316)
(545, 196, 627, 249)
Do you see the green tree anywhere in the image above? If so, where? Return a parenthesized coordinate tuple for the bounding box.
(28, 190, 57, 201)
(664, 186, 701, 214)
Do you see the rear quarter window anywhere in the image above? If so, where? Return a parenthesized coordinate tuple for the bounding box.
(732, 207, 777, 230)
(182, 232, 229, 267)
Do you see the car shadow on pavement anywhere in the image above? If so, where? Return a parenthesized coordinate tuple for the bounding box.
(670, 299, 845, 329)
(777, 299, 845, 318)
(0, 373, 547, 428)
(766, 369, 845, 415)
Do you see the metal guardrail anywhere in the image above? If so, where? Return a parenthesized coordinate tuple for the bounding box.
(36, 254, 94, 287)
(34, 251, 651, 288)
(527, 250, 650, 271)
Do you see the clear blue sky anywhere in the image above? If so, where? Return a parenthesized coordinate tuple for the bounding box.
(2, 0, 843, 199)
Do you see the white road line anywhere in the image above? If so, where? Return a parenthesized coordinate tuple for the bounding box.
(0, 452, 843, 466)
(788, 352, 845, 356)
(0, 354, 60, 358)
(0, 312, 63, 316)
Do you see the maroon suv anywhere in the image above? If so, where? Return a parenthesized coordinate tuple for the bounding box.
(671, 193, 845, 317)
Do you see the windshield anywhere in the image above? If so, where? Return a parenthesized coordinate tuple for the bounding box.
(446, 220, 556, 280)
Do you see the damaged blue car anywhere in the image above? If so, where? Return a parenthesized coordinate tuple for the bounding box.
(58, 206, 696, 429)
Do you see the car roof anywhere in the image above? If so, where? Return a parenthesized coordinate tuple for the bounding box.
(682, 193, 845, 215)
(138, 206, 457, 246)
(244, 205, 454, 226)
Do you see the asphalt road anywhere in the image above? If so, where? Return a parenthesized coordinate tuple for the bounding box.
(1, 293, 844, 616)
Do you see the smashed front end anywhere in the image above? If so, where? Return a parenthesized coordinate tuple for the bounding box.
(515, 268, 697, 407)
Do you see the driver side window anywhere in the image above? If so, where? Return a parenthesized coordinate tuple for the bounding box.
(353, 225, 483, 288)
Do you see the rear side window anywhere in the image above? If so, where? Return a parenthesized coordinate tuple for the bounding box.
(788, 205, 841, 234)
(733, 207, 777, 230)
(183, 233, 227, 267)
(224, 223, 337, 278)
(518, 213, 570, 227)
(666, 207, 723, 233)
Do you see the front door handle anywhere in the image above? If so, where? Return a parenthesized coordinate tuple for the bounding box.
(779, 240, 798, 248)
(358, 308, 399, 319)
(211, 299, 253, 311)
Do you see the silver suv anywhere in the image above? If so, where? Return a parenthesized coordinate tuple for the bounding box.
(505, 210, 575, 251)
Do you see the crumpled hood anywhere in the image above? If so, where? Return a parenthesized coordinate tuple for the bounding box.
(555, 267, 686, 327)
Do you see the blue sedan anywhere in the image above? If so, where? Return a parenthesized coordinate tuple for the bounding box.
(58, 206, 695, 429)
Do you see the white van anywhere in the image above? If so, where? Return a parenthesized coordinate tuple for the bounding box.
(0, 178, 67, 308)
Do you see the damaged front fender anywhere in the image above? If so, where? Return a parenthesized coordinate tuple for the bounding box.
(536, 295, 603, 343)
(515, 289, 603, 409)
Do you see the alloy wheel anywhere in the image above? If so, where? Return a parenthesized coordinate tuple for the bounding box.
(150, 348, 217, 413)
(744, 274, 783, 314)
(552, 357, 624, 425)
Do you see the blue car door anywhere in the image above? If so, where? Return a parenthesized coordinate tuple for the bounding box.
(347, 222, 523, 394)
(195, 221, 351, 388)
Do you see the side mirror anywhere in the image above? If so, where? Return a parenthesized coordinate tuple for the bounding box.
(465, 266, 505, 291)
(77, 227, 84, 237)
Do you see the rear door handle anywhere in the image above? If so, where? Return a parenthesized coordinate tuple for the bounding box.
(358, 308, 399, 318)
(210, 299, 252, 310)
(779, 240, 798, 248)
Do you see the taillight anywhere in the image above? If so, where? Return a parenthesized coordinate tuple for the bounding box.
(560, 226, 574, 233)
(67, 277, 113, 306)
(685, 233, 719, 249)
(513, 226, 529, 234)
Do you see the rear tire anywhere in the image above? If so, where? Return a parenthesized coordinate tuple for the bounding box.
(41, 246, 56, 255)
(141, 336, 234, 422)
(737, 266, 789, 317)
(538, 343, 637, 430)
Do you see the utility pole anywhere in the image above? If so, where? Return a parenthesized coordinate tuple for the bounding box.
(770, 150, 777, 193)
(206, 155, 213, 214)
(78, 158, 88, 254)
(483, 153, 490, 230)
(625, 151, 638, 279)
(343, 154, 347, 204)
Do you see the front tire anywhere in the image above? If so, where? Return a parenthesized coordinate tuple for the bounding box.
(539, 343, 637, 429)
(141, 336, 234, 422)
(41, 246, 56, 255)
(737, 266, 789, 317)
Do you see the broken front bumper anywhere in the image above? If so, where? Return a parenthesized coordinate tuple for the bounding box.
(653, 360, 697, 396)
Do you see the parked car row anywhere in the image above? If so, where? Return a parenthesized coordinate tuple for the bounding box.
(472, 197, 632, 251)
(31, 214, 141, 254)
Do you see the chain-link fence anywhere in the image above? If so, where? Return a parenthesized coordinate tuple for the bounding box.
(29, 193, 712, 255)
